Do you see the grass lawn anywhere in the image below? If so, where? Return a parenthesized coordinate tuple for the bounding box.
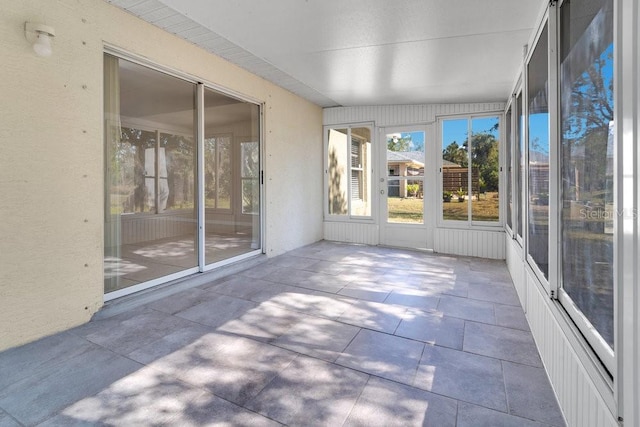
(387, 193, 500, 223)
(387, 197, 424, 223)
(443, 193, 499, 221)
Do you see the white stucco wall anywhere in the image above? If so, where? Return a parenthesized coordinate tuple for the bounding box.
(0, 0, 323, 351)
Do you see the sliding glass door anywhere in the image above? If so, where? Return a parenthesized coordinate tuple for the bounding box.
(104, 53, 261, 298)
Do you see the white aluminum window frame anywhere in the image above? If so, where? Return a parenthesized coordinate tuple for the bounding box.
(437, 113, 504, 229)
(104, 46, 264, 300)
(323, 123, 375, 222)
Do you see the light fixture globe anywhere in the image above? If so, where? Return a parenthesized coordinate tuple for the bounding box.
(25, 22, 55, 58)
(33, 32, 53, 57)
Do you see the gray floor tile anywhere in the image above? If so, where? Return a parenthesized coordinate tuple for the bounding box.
(266, 291, 354, 320)
(395, 308, 465, 350)
(146, 287, 215, 314)
(457, 402, 551, 427)
(267, 254, 320, 270)
(503, 361, 566, 426)
(0, 347, 142, 426)
(383, 288, 440, 311)
(218, 301, 310, 342)
(239, 262, 285, 280)
(414, 344, 507, 411)
(126, 323, 212, 364)
(203, 275, 275, 300)
(468, 282, 521, 306)
(463, 321, 542, 367)
(248, 282, 315, 303)
(336, 329, 424, 385)
(81, 309, 197, 355)
(303, 259, 347, 275)
(495, 303, 530, 331)
(338, 283, 392, 303)
(437, 295, 496, 324)
(175, 294, 258, 329)
(0, 410, 20, 427)
(343, 377, 457, 427)
(148, 334, 297, 405)
(246, 355, 369, 426)
(272, 316, 360, 362)
(263, 268, 346, 293)
(40, 366, 281, 427)
(337, 300, 407, 333)
(0, 332, 96, 390)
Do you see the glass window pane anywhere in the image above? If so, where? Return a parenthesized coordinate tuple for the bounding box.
(506, 106, 513, 229)
(104, 55, 197, 293)
(205, 135, 232, 209)
(385, 130, 425, 224)
(350, 127, 372, 217)
(471, 117, 500, 222)
(204, 89, 261, 265)
(560, 0, 614, 348)
(241, 141, 260, 214)
(527, 24, 550, 278)
(327, 128, 349, 216)
(442, 119, 469, 221)
(517, 93, 524, 239)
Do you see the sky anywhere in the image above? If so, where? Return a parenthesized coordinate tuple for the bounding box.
(442, 117, 499, 150)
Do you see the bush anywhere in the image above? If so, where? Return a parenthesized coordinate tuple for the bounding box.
(407, 184, 419, 197)
(443, 191, 452, 202)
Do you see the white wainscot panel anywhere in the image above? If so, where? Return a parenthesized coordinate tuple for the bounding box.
(506, 236, 527, 308)
(433, 228, 505, 259)
(324, 222, 379, 246)
(524, 270, 617, 427)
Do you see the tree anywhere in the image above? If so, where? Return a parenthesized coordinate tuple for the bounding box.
(471, 132, 499, 192)
(387, 134, 411, 152)
(442, 141, 467, 167)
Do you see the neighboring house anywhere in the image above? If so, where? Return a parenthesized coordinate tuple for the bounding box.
(387, 150, 424, 197)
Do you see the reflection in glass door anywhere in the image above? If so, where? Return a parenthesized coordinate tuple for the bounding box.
(104, 54, 261, 299)
(104, 55, 198, 296)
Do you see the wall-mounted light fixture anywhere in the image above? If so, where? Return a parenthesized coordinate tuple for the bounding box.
(25, 22, 56, 57)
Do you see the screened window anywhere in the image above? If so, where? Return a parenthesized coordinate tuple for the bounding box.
(326, 126, 372, 218)
(559, 0, 614, 353)
(441, 116, 500, 224)
(505, 105, 513, 231)
(516, 92, 525, 240)
(527, 24, 550, 278)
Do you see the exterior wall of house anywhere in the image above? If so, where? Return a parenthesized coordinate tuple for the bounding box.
(0, 0, 323, 351)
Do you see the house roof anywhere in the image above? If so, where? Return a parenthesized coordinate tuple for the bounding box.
(387, 150, 424, 167)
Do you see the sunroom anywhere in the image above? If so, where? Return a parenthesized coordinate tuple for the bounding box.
(1, 0, 638, 426)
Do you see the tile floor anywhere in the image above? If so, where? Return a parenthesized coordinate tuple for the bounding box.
(0, 241, 566, 426)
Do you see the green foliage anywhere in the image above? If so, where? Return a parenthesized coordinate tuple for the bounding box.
(388, 134, 411, 152)
(406, 184, 419, 196)
(443, 191, 452, 202)
(442, 141, 468, 167)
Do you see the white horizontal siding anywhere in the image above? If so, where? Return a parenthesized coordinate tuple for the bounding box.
(433, 228, 505, 259)
(323, 103, 506, 127)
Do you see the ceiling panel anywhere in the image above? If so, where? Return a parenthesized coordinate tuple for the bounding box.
(108, 0, 545, 107)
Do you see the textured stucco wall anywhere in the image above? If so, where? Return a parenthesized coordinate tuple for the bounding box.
(0, 0, 323, 351)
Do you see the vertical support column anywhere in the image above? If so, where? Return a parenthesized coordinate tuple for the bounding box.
(548, 1, 560, 298)
(616, 0, 639, 424)
(197, 84, 205, 271)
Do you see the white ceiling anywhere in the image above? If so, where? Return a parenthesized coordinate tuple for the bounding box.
(108, 0, 544, 107)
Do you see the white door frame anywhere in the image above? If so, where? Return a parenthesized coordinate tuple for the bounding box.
(378, 124, 435, 249)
